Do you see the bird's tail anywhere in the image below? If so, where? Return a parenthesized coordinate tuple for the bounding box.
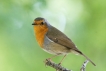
(82, 54, 96, 66)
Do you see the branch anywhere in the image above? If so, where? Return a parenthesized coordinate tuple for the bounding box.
(80, 60, 89, 71)
(44, 59, 89, 71)
(44, 59, 72, 71)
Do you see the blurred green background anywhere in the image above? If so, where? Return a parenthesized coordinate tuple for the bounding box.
(0, 0, 106, 71)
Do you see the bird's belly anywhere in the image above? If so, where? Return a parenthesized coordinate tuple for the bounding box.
(43, 36, 70, 55)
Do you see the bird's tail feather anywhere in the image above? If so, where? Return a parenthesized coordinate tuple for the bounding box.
(82, 54, 96, 66)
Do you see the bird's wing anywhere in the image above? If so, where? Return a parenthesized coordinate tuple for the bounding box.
(46, 26, 82, 54)
(46, 26, 96, 66)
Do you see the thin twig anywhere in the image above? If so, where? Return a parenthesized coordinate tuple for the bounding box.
(44, 59, 72, 71)
(80, 60, 89, 71)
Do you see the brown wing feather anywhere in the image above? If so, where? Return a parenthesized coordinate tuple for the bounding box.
(46, 25, 82, 54)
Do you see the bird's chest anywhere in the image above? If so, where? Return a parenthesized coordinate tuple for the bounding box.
(36, 33, 45, 47)
(35, 28, 48, 47)
(43, 36, 69, 55)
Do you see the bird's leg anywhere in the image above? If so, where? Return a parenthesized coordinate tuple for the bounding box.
(55, 55, 67, 71)
(47, 55, 57, 61)
(58, 55, 67, 65)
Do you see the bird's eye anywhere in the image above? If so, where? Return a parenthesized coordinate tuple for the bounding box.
(41, 22, 44, 25)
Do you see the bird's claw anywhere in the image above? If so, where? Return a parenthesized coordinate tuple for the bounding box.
(44, 58, 52, 67)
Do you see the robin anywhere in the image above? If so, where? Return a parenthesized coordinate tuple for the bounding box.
(32, 17, 96, 66)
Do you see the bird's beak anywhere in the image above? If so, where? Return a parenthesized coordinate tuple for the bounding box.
(32, 23, 35, 25)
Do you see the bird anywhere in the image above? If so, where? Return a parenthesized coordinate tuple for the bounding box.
(32, 17, 96, 66)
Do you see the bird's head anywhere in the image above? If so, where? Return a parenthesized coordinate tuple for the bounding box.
(32, 17, 49, 33)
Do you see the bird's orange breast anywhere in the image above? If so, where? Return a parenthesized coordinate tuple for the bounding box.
(33, 25, 48, 47)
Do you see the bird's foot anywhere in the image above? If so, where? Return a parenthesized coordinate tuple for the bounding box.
(44, 58, 52, 67)
(58, 63, 61, 66)
(55, 63, 62, 71)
